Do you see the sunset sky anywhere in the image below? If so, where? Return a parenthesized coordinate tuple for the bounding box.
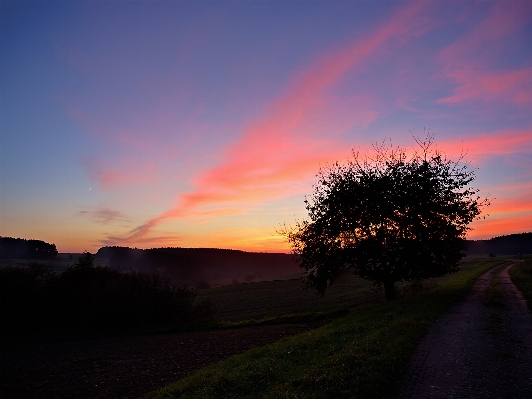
(1, 0, 531, 253)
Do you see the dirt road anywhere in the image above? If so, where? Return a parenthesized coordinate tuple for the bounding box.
(398, 262, 532, 399)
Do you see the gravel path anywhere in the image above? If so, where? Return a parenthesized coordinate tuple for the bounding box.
(398, 262, 532, 399)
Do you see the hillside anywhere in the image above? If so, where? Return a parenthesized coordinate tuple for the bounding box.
(95, 246, 300, 286)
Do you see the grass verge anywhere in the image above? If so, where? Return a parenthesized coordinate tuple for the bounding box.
(144, 259, 501, 399)
(508, 256, 532, 312)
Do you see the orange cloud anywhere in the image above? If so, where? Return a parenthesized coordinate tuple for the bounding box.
(484, 182, 532, 215)
(468, 213, 532, 240)
(107, 1, 430, 246)
(99, 234, 183, 248)
(182, 228, 290, 253)
(467, 179, 532, 239)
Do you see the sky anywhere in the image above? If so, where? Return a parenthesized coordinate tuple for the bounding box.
(1, 0, 531, 253)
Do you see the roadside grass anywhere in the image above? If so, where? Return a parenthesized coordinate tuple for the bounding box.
(144, 258, 501, 399)
(508, 255, 532, 312)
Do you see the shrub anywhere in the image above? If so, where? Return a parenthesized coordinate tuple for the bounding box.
(0, 258, 214, 340)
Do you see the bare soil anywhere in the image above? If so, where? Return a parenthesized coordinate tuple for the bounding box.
(0, 324, 315, 399)
(398, 262, 532, 399)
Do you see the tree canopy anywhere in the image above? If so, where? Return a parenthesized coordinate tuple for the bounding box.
(284, 137, 489, 300)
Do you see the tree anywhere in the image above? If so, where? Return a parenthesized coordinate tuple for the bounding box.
(284, 136, 489, 301)
(74, 251, 95, 269)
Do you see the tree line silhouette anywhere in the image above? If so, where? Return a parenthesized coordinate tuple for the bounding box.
(0, 237, 57, 260)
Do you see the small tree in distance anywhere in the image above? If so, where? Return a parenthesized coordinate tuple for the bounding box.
(283, 134, 489, 301)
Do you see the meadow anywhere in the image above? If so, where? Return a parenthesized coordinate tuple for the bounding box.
(144, 257, 509, 399)
(2, 256, 527, 399)
(196, 257, 499, 324)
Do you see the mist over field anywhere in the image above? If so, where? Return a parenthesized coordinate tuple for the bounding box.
(2, 233, 531, 289)
(96, 246, 301, 287)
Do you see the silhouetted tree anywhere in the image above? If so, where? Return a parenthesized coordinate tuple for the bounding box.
(284, 136, 489, 301)
(74, 251, 95, 269)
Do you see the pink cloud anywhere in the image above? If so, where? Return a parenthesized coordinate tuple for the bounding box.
(439, 1, 531, 64)
(437, 67, 532, 105)
(436, 129, 532, 161)
(437, 0, 532, 106)
(107, 1, 431, 246)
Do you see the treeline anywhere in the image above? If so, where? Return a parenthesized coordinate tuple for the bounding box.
(0, 237, 57, 260)
(96, 246, 300, 286)
(0, 253, 215, 340)
(466, 232, 532, 256)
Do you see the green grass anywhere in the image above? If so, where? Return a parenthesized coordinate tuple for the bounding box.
(485, 268, 505, 308)
(196, 274, 378, 322)
(144, 258, 502, 399)
(484, 266, 507, 332)
(196, 258, 496, 323)
(509, 256, 532, 312)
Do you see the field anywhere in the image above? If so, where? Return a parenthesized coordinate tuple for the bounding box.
(1, 257, 522, 399)
(196, 257, 498, 323)
(0, 253, 109, 273)
(144, 257, 507, 399)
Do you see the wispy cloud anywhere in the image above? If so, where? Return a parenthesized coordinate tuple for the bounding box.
(437, 67, 532, 105)
(104, 1, 431, 246)
(436, 129, 532, 161)
(437, 0, 532, 106)
(82, 156, 158, 189)
(78, 207, 130, 225)
(478, 181, 532, 216)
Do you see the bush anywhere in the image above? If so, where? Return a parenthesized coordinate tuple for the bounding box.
(0, 257, 215, 340)
(0, 264, 56, 335)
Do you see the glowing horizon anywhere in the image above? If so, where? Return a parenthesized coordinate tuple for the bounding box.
(1, 0, 531, 253)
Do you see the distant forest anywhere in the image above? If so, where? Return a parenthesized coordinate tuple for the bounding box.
(465, 232, 532, 256)
(1, 233, 531, 287)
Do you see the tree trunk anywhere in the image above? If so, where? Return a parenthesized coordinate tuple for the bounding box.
(384, 281, 396, 301)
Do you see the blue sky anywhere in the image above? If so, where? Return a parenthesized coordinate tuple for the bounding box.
(1, 0, 531, 252)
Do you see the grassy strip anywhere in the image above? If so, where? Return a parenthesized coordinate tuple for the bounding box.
(144, 259, 501, 399)
(219, 309, 350, 329)
(508, 256, 532, 312)
(485, 267, 505, 308)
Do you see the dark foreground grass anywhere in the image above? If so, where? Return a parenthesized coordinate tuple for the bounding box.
(144, 258, 502, 399)
(509, 256, 532, 311)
